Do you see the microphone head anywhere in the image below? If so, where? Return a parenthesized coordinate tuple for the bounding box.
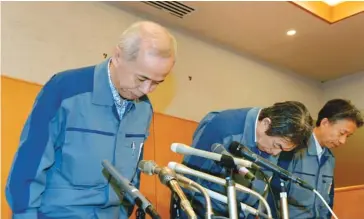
(171, 143, 192, 155)
(167, 162, 178, 170)
(229, 141, 251, 155)
(167, 162, 190, 175)
(138, 160, 157, 175)
(211, 143, 227, 154)
(171, 143, 179, 153)
(102, 159, 111, 168)
(229, 141, 242, 154)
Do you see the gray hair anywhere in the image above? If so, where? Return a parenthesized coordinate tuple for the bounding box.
(117, 21, 177, 61)
(259, 101, 314, 147)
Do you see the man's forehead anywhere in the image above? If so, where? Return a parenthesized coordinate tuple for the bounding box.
(332, 119, 357, 131)
(277, 137, 296, 148)
(274, 137, 291, 144)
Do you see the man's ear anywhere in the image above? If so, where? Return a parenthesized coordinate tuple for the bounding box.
(111, 46, 122, 66)
(262, 117, 272, 132)
(320, 118, 330, 127)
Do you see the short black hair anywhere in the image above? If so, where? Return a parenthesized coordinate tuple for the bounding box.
(259, 101, 313, 147)
(316, 99, 363, 128)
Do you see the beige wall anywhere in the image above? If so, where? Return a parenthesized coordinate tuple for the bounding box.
(1, 1, 323, 122)
(2, 1, 364, 217)
(322, 73, 364, 187)
(322, 71, 364, 110)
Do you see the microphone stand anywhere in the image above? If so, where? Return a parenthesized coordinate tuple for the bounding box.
(136, 207, 146, 219)
(219, 155, 239, 219)
(279, 180, 289, 219)
(171, 192, 182, 219)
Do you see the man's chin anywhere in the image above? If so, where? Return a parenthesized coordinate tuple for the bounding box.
(120, 92, 140, 100)
(325, 143, 336, 149)
(258, 146, 272, 155)
(130, 93, 145, 100)
(331, 144, 340, 149)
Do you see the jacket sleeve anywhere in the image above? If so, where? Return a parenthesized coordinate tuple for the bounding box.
(182, 112, 221, 169)
(5, 75, 64, 219)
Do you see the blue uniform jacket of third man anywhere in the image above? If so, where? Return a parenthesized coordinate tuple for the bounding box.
(270, 134, 335, 219)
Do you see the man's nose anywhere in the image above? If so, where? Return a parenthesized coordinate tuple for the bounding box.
(339, 136, 347, 145)
(140, 80, 152, 94)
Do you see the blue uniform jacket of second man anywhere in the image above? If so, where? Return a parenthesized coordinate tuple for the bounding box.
(177, 107, 278, 218)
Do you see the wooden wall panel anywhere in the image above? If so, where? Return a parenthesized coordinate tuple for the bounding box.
(152, 113, 199, 219)
(332, 126, 364, 187)
(0, 76, 159, 219)
(3, 75, 364, 219)
(333, 185, 364, 219)
(130, 118, 157, 218)
(1, 76, 43, 219)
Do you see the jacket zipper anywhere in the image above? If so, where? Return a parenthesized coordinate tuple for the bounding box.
(313, 157, 321, 218)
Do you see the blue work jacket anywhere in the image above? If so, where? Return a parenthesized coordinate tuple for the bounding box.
(270, 134, 335, 219)
(6, 59, 153, 219)
(174, 107, 278, 218)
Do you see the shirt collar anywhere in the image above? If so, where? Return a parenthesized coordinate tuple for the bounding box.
(107, 59, 119, 99)
(313, 133, 324, 157)
(254, 109, 261, 143)
(107, 59, 132, 105)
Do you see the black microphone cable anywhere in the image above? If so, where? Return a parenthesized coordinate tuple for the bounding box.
(256, 168, 280, 219)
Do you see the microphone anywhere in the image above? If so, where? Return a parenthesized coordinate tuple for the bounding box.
(211, 143, 256, 181)
(138, 160, 197, 219)
(176, 173, 269, 219)
(228, 141, 314, 191)
(171, 143, 259, 169)
(168, 162, 273, 218)
(172, 174, 214, 219)
(101, 160, 161, 219)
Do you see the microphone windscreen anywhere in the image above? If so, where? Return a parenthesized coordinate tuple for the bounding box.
(168, 161, 178, 170)
(138, 160, 156, 175)
(171, 143, 190, 153)
(171, 143, 179, 152)
(229, 141, 241, 155)
(211, 143, 225, 154)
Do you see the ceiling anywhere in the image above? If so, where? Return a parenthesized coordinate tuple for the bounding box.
(109, 1, 364, 82)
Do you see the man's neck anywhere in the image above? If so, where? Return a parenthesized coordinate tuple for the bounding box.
(109, 60, 117, 87)
(313, 127, 325, 147)
(109, 60, 127, 100)
(255, 120, 263, 144)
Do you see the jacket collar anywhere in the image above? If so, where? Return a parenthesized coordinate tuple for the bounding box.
(307, 134, 334, 157)
(92, 59, 115, 106)
(241, 107, 262, 149)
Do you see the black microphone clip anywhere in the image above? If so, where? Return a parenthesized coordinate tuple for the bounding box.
(218, 154, 238, 172)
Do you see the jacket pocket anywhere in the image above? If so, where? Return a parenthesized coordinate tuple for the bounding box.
(287, 172, 316, 218)
(322, 175, 334, 203)
(112, 133, 147, 182)
(67, 127, 115, 136)
(122, 134, 146, 160)
(61, 127, 116, 187)
(125, 133, 146, 138)
(288, 172, 316, 207)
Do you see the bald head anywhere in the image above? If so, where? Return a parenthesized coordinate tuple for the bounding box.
(110, 21, 176, 100)
(117, 21, 177, 62)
